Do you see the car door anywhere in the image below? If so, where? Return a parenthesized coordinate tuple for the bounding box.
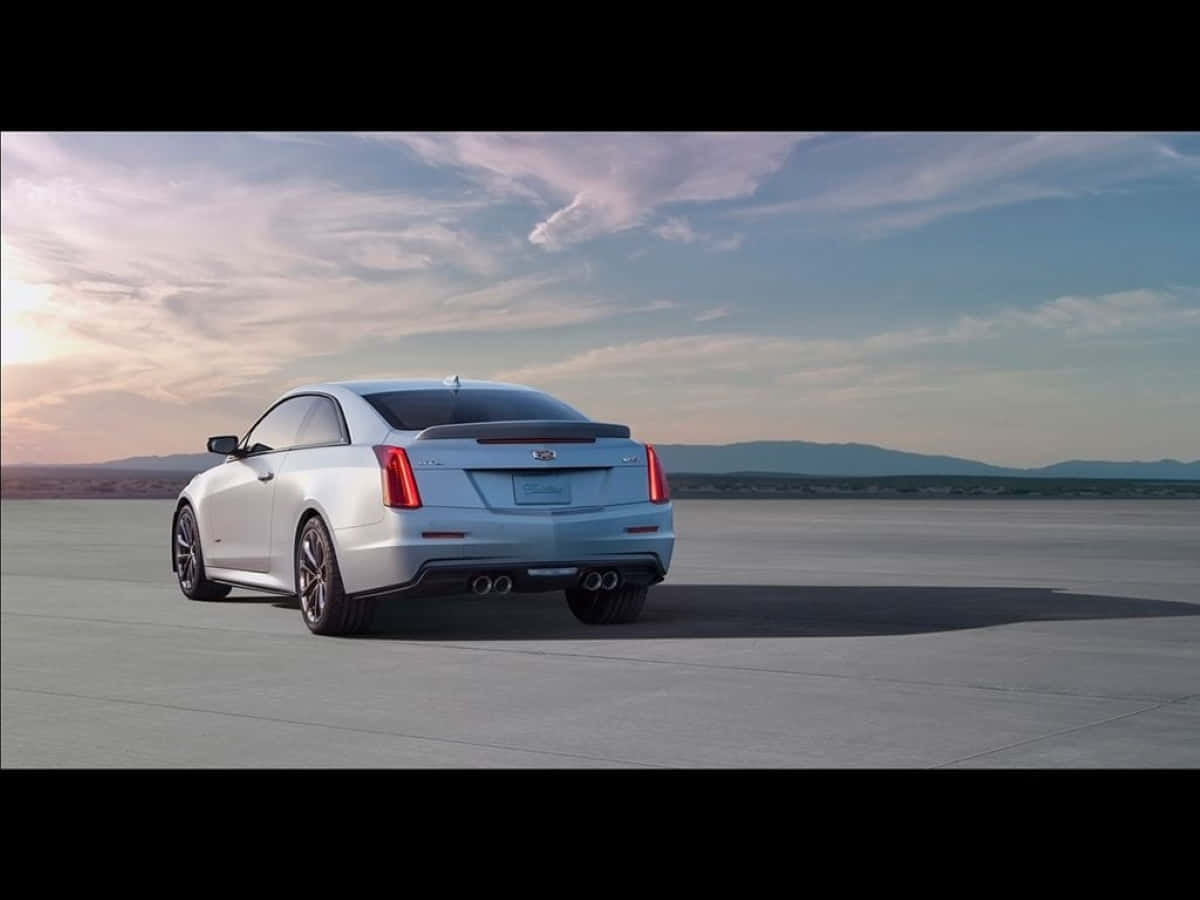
(266, 395, 354, 573)
(201, 396, 319, 573)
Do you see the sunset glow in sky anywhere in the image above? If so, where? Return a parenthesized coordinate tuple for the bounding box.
(1, 131, 1198, 465)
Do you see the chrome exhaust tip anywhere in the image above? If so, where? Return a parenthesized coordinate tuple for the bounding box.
(601, 570, 620, 590)
(581, 571, 603, 591)
(470, 575, 493, 595)
(493, 575, 513, 594)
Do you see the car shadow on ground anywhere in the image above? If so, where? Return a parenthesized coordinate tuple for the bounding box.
(242, 584, 1200, 640)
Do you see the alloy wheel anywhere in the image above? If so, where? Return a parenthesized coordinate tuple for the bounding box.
(298, 526, 330, 624)
(175, 509, 199, 591)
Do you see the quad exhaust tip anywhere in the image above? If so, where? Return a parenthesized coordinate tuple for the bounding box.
(580, 570, 620, 591)
(493, 575, 513, 594)
(470, 575, 493, 595)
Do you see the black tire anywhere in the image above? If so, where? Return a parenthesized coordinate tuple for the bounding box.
(565, 584, 648, 625)
(173, 504, 232, 601)
(295, 515, 376, 636)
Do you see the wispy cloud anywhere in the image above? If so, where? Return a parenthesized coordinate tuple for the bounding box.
(248, 132, 329, 146)
(695, 306, 730, 322)
(640, 299, 680, 312)
(0, 135, 639, 442)
(3, 132, 1196, 465)
(653, 217, 702, 244)
(368, 132, 815, 249)
(709, 233, 744, 252)
(730, 132, 1198, 236)
(493, 288, 1200, 386)
(653, 216, 746, 252)
(1015, 289, 1200, 335)
(489, 288, 1200, 462)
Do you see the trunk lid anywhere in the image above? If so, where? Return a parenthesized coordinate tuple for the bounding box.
(390, 421, 649, 510)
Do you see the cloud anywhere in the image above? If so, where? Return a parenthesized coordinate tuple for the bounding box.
(730, 132, 1198, 235)
(248, 132, 329, 146)
(488, 288, 1199, 463)
(652, 217, 745, 253)
(4, 132, 1196, 465)
(854, 185, 1075, 237)
(1015, 289, 1200, 335)
(709, 233, 745, 252)
(369, 132, 815, 248)
(654, 217, 702, 243)
(493, 288, 1200, 386)
(639, 299, 680, 312)
(775, 364, 867, 385)
(0, 135, 642, 454)
(494, 334, 843, 385)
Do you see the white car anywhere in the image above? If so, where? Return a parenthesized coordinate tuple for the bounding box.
(172, 377, 675, 635)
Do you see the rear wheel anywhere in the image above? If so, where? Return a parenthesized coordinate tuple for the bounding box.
(565, 584, 647, 625)
(296, 515, 375, 636)
(174, 505, 232, 601)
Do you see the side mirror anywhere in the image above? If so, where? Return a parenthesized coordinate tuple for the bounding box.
(207, 435, 241, 455)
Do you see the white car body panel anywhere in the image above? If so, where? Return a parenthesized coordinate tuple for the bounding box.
(201, 454, 278, 571)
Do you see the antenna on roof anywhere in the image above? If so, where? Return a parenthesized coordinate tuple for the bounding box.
(443, 374, 461, 388)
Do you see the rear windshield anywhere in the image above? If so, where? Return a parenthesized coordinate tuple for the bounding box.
(364, 389, 587, 431)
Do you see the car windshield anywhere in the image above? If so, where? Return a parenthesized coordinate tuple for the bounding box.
(363, 389, 587, 431)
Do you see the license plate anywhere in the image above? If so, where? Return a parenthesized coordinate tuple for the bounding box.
(513, 472, 571, 505)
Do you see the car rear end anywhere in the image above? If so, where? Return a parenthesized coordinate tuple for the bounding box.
(332, 384, 674, 601)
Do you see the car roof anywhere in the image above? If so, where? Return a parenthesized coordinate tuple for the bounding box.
(288, 378, 539, 397)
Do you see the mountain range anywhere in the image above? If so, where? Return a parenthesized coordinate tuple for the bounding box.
(652, 442, 1200, 480)
(18, 442, 1198, 480)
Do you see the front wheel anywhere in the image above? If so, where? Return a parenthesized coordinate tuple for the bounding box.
(174, 505, 231, 601)
(295, 516, 375, 636)
(565, 584, 647, 625)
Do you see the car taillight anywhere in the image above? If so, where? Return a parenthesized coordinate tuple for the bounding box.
(373, 445, 422, 509)
(646, 444, 669, 504)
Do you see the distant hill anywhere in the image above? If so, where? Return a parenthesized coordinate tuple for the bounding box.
(6, 442, 1199, 480)
(654, 441, 1012, 477)
(87, 453, 217, 472)
(1023, 459, 1200, 479)
(653, 442, 1199, 480)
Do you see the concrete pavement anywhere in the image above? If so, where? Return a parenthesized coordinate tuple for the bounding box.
(2, 499, 1197, 767)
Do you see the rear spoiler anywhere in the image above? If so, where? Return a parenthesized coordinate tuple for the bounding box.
(415, 420, 631, 442)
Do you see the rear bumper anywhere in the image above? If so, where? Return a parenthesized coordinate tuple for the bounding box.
(348, 554, 666, 600)
(331, 501, 674, 596)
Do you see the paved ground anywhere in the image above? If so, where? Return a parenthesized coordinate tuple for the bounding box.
(2, 499, 1197, 768)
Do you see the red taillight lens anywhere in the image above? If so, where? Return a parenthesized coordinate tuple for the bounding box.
(646, 444, 669, 504)
(373, 445, 422, 509)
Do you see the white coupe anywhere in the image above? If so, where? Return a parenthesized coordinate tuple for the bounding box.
(172, 378, 675, 635)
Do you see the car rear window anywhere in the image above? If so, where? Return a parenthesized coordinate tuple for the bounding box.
(364, 389, 588, 431)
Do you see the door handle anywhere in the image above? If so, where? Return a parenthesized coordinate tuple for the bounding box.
(258, 472, 274, 482)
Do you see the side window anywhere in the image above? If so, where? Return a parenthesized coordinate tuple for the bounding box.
(243, 397, 318, 454)
(293, 397, 345, 448)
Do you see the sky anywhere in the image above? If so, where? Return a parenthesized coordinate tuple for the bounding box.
(1, 131, 1198, 466)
